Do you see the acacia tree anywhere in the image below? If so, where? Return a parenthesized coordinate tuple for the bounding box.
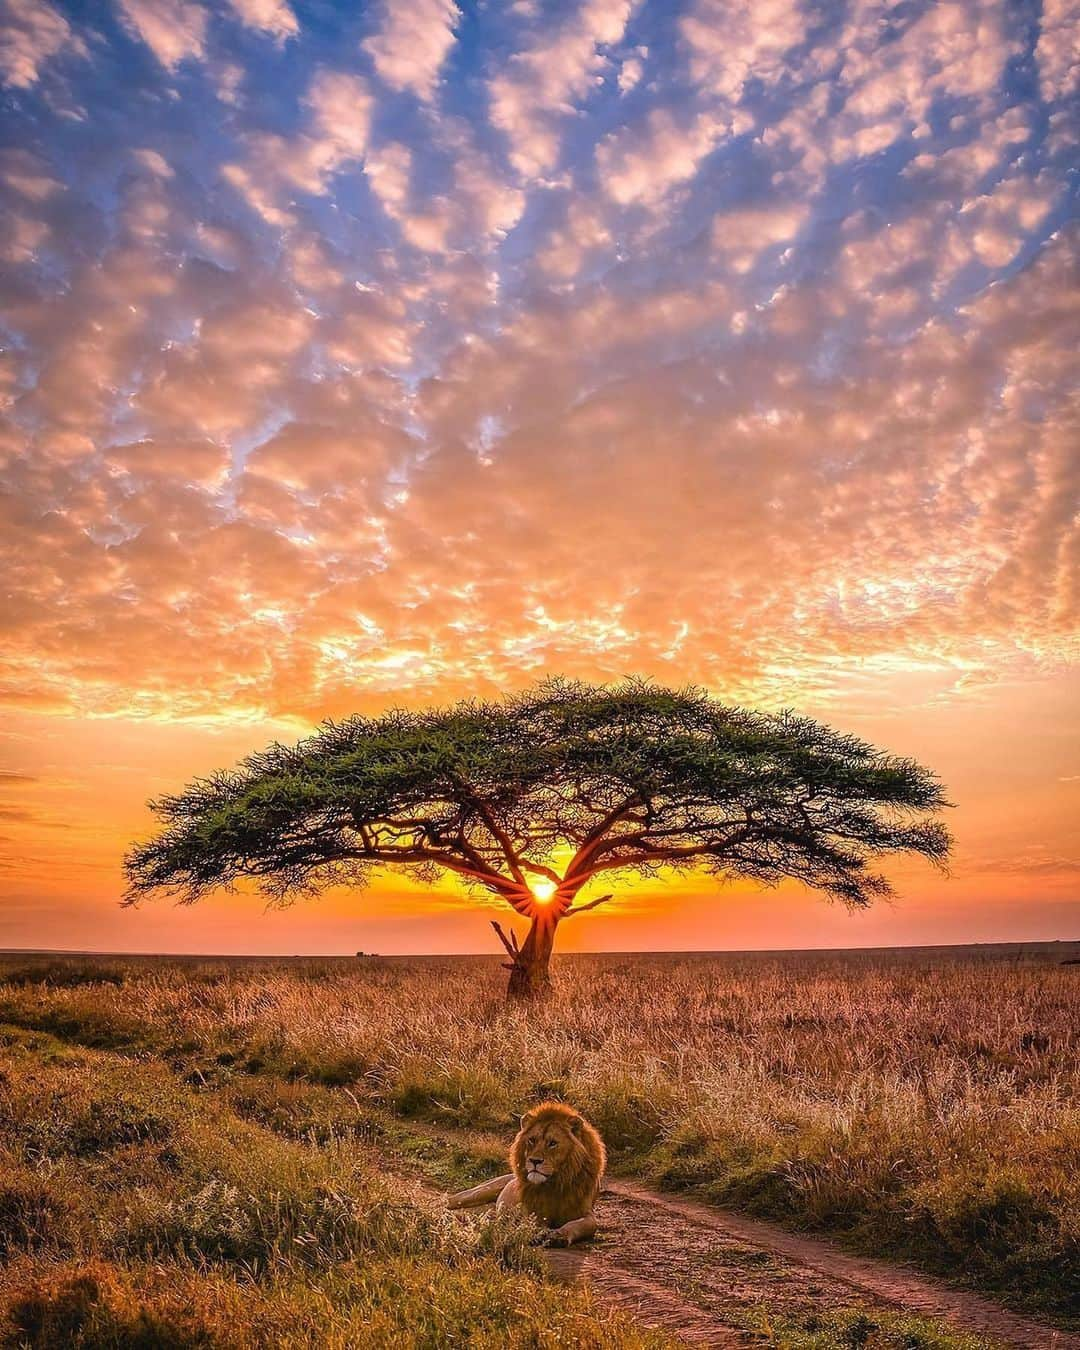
(124, 680, 951, 999)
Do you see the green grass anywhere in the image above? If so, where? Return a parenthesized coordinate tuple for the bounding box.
(736, 1307, 994, 1350)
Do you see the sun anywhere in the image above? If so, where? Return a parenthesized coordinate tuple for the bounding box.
(529, 877, 558, 904)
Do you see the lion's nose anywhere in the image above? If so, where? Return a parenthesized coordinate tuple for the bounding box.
(529, 1157, 543, 1168)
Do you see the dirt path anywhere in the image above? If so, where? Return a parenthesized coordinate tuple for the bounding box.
(394, 1120, 1076, 1350)
(587, 1180, 1075, 1349)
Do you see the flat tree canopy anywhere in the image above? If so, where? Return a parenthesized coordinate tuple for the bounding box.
(125, 679, 951, 997)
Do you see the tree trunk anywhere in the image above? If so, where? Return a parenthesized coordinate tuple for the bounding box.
(506, 912, 558, 1000)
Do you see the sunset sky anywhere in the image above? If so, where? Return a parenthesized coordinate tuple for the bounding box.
(1, 0, 1077, 955)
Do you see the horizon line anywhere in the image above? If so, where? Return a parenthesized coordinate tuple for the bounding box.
(2, 937, 1077, 960)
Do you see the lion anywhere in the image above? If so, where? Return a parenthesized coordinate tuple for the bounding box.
(446, 1101, 605, 1246)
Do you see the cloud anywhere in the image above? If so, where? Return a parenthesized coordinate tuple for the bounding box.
(1, 148, 62, 203)
(680, 0, 805, 102)
(117, 0, 208, 71)
(5, 220, 1076, 722)
(1035, 0, 1079, 105)
(903, 107, 1032, 198)
(223, 67, 373, 223)
(977, 851, 1080, 876)
(534, 196, 612, 279)
(0, 0, 85, 88)
(0, 804, 69, 829)
(244, 417, 406, 493)
(367, 126, 525, 253)
(103, 439, 230, 487)
(490, 0, 634, 178)
(365, 141, 412, 215)
(131, 147, 175, 179)
(838, 0, 1017, 119)
(617, 45, 646, 94)
(0, 0, 1075, 735)
(943, 171, 1061, 274)
(137, 291, 320, 436)
(363, 0, 459, 101)
(596, 106, 729, 206)
(225, 0, 297, 43)
(711, 201, 808, 271)
(305, 67, 373, 161)
(767, 0, 1023, 184)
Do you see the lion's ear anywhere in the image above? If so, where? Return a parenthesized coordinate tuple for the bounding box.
(519, 1109, 537, 1129)
(567, 1114, 583, 1136)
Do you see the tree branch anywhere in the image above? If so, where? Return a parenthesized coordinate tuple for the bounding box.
(491, 919, 521, 960)
(362, 844, 516, 893)
(519, 858, 563, 885)
(126, 682, 951, 932)
(567, 828, 758, 883)
(454, 829, 505, 881)
(462, 789, 527, 886)
(563, 794, 644, 880)
(562, 892, 613, 917)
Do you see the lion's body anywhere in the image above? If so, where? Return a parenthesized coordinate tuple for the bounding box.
(447, 1101, 605, 1245)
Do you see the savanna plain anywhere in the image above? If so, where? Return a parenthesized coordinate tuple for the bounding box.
(0, 943, 1076, 1348)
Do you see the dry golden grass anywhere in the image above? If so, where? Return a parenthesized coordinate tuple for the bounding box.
(1, 943, 1077, 1326)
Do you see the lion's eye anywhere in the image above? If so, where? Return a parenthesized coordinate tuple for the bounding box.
(547, 1141, 555, 1149)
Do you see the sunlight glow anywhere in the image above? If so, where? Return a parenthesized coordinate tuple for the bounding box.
(529, 877, 558, 904)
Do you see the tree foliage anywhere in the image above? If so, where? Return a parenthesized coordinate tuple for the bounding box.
(125, 679, 951, 926)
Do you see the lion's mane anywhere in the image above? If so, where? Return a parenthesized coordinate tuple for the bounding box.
(510, 1101, 605, 1227)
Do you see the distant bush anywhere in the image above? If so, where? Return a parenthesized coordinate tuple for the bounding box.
(0, 1173, 68, 1260)
(0, 997, 150, 1053)
(4, 1090, 175, 1163)
(1, 961, 125, 989)
(2, 1264, 221, 1349)
(224, 1078, 381, 1144)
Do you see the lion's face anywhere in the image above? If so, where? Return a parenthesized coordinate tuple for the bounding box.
(517, 1118, 578, 1186)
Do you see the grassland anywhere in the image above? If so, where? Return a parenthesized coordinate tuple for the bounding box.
(0, 943, 1076, 1345)
(0, 1020, 670, 1347)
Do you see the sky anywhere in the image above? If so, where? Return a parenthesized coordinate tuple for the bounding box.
(0, 0, 1077, 956)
